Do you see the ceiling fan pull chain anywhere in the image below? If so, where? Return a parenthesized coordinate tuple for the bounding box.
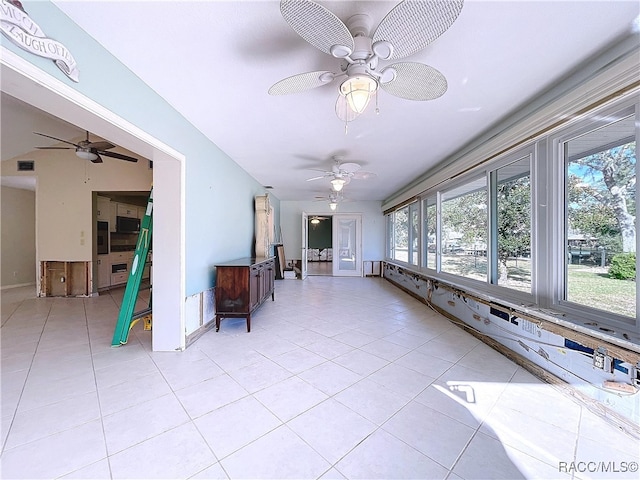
(344, 118, 348, 135)
(375, 91, 380, 115)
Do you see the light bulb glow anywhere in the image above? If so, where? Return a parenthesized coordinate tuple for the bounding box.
(329, 202, 337, 211)
(340, 75, 377, 114)
(76, 148, 98, 161)
(331, 178, 346, 192)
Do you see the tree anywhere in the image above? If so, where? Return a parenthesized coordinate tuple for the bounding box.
(569, 142, 636, 253)
(394, 207, 408, 254)
(497, 177, 531, 282)
(441, 190, 487, 249)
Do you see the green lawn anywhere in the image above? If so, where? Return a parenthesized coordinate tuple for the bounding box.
(567, 267, 636, 318)
(440, 256, 635, 318)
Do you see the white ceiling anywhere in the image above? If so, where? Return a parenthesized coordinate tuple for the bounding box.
(5, 1, 639, 202)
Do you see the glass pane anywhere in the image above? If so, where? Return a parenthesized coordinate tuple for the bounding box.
(422, 197, 437, 269)
(386, 214, 394, 258)
(409, 203, 419, 265)
(496, 156, 531, 292)
(393, 206, 409, 262)
(565, 114, 636, 318)
(441, 178, 488, 280)
(338, 218, 356, 270)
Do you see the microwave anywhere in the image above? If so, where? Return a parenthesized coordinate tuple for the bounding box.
(116, 216, 140, 234)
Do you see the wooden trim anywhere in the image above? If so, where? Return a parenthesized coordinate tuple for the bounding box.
(382, 196, 419, 216)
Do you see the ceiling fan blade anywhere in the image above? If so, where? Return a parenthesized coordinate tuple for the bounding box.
(96, 149, 138, 162)
(90, 153, 103, 164)
(269, 71, 336, 95)
(372, 0, 464, 60)
(35, 146, 73, 150)
(33, 131, 79, 147)
(380, 62, 447, 100)
(280, 0, 354, 56)
(351, 170, 377, 180)
(306, 174, 328, 182)
(87, 141, 115, 150)
(340, 162, 361, 173)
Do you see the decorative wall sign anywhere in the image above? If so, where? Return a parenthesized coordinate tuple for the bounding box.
(0, 0, 79, 82)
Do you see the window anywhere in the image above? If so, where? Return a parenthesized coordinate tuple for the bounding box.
(493, 155, 532, 292)
(386, 213, 394, 259)
(441, 177, 487, 281)
(422, 196, 437, 269)
(388, 203, 419, 265)
(408, 202, 419, 265)
(563, 112, 636, 319)
(384, 96, 638, 333)
(393, 206, 409, 262)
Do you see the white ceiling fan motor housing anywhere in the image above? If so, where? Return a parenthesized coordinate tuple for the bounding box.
(346, 14, 372, 38)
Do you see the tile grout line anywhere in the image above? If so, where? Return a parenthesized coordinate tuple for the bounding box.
(0, 295, 53, 457)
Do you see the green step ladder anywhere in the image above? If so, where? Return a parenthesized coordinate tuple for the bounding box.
(111, 188, 153, 347)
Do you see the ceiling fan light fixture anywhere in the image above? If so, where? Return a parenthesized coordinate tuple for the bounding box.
(76, 148, 98, 161)
(329, 202, 338, 211)
(340, 74, 377, 114)
(331, 178, 346, 191)
(310, 218, 320, 224)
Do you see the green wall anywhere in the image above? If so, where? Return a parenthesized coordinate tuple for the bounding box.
(308, 219, 332, 249)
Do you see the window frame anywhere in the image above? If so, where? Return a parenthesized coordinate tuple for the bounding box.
(385, 201, 421, 266)
(551, 101, 638, 329)
(438, 173, 489, 283)
(384, 95, 638, 335)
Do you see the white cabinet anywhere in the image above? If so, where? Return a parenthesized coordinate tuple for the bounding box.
(117, 203, 138, 218)
(111, 272, 128, 286)
(109, 203, 117, 232)
(97, 196, 111, 221)
(111, 251, 134, 266)
(96, 255, 110, 289)
(110, 251, 135, 287)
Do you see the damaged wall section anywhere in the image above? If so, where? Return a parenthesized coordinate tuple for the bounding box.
(383, 261, 640, 432)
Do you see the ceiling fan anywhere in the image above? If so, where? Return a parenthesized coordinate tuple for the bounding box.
(34, 131, 138, 163)
(307, 157, 376, 191)
(314, 190, 347, 210)
(269, 0, 464, 122)
(309, 215, 331, 227)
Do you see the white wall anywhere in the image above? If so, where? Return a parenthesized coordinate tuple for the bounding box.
(1, 186, 36, 287)
(2, 145, 152, 262)
(280, 200, 385, 263)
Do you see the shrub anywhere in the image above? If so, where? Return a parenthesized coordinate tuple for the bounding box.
(609, 253, 636, 280)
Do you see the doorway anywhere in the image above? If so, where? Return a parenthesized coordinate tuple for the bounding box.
(307, 215, 332, 276)
(301, 213, 363, 277)
(332, 214, 363, 277)
(2, 50, 185, 351)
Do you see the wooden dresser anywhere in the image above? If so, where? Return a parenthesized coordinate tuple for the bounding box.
(214, 257, 275, 332)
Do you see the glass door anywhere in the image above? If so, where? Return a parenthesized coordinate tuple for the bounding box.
(332, 214, 362, 277)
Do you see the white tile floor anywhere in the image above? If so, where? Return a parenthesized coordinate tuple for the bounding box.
(1, 277, 637, 479)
